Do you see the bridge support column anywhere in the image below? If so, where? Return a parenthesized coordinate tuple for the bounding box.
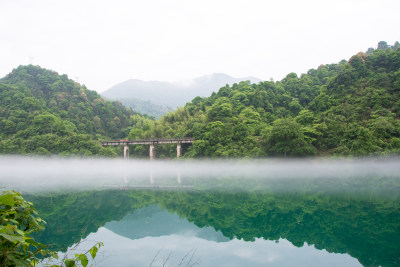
(123, 145, 129, 160)
(177, 143, 181, 159)
(149, 144, 155, 160)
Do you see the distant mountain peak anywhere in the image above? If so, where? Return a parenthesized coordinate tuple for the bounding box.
(101, 73, 262, 112)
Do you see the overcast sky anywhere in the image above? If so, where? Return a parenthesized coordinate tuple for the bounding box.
(1, 0, 399, 92)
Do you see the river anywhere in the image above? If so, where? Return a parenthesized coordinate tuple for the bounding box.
(1, 157, 399, 266)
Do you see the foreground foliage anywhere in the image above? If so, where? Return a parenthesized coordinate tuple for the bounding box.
(0, 190, 102, 266)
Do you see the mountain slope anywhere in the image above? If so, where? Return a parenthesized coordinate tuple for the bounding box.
(0, 65, 136, 155)
(101, 73, 261, 113)
(125, 43, 400, 157)
(116, 98, 173, 119)
(105, 204, 229, 242)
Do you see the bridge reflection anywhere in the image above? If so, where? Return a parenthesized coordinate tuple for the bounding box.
(102, 184, 194, 190)
(119, 162, 186, 189)
(106, 169, 192, 190)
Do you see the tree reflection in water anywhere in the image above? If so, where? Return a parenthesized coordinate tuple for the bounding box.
(25, 176, 400, 267)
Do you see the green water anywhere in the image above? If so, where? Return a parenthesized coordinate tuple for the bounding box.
(23, 176, 400, 267)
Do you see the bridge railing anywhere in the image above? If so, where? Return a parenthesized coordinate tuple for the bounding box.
(100, 137, 194, 159)
(123, 137, 194, 142)
(100, 137, 194, 145)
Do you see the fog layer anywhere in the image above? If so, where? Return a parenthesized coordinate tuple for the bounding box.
(1, 156, 399, 193)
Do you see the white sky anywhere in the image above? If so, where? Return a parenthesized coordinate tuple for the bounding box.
(0, 0, 399, 92)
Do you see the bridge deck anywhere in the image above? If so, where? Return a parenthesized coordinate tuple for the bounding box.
(101, 138, 194, 146)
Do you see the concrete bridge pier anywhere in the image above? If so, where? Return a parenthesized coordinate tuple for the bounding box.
(177, 143, 181, 159)
(149, 144, 155, 160)
(123, 145, 129, 160)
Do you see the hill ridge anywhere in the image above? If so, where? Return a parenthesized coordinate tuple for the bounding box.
(101, 73, 262, 115)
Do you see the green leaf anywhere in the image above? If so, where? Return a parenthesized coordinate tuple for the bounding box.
(0, 232, 24, 242)
(6, 253, 30, 267)
(64, 258, 76, 267)
(0, 194, 15, 206)
(8, 219, 19, 224)
(89, 246, 98, 259)
(16, 229, 27, 236)
(26, 238, 40, 247)
(77, 254, 89, 267)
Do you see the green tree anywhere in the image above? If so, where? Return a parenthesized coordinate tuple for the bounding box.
(265, 118, 316, 157)
(0, 191, 48, 266)
(0, 191, 102, 267)
(377, 41, 388, 50)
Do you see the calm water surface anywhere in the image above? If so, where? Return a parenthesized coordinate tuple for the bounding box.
(2, 158, 399, 266)
(23, 182, 399, 267)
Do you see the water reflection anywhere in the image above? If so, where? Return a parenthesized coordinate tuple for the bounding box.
(71, 228, 361, 267)
(3, 156, 399, 265)
(105, 205, 229, 242)
(24, 183, 400, 267)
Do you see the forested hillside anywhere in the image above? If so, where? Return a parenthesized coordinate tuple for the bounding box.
(1, 43, 399, 158)
(0, 65, 134, 156)
(126, 43, 400, 157)
(115, 98, 173, 119)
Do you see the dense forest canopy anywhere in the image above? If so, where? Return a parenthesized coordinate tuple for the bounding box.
(114, 98, 173, 119)
(125, 42, 400, 158)
(0, 65, 137, 156)
(0, 41, 399, 157)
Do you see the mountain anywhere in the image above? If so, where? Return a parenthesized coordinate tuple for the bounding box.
(124, 42, 400, 158)
(0, 65, 136, 156)
(116, 98, 173, 119)
(101, 73, 261, 116)
(1, 42, 399, 158)
(105, 204, 229, 242)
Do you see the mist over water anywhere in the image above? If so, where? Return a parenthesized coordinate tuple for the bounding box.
(1, 156, 398, 267)
(1, 156, 399, 193)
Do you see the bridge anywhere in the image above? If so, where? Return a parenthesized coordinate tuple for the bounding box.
(101, 138, 194, 159)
